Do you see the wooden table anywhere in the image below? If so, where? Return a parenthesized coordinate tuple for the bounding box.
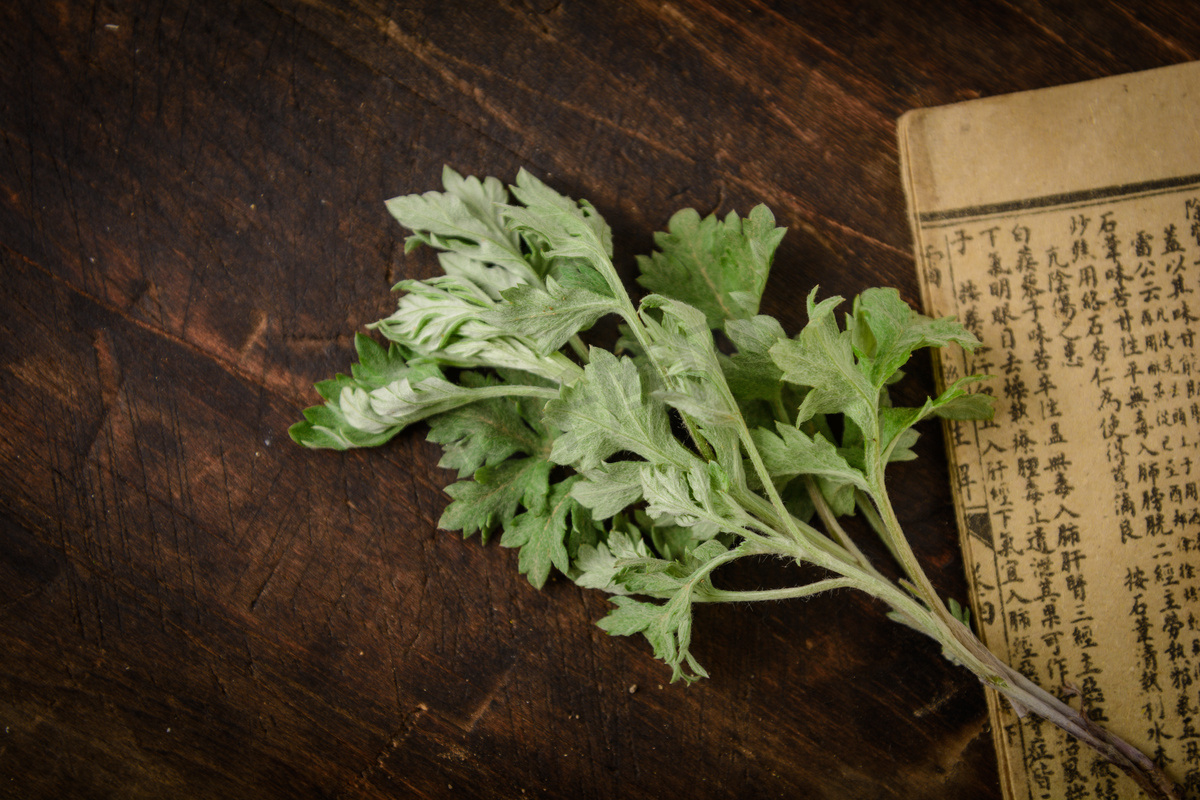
(2, 3, 1196, 798)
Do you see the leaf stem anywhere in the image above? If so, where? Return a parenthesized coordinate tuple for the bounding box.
(697, 576, 861, 604)
(853, 488, 901, 564)
(804, 476, 887, 583)
(567, 334, 590, 363)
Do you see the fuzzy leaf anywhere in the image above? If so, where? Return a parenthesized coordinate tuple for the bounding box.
(721, 316, 788, 402)
(751, 423, 869, 492)
(769, 289, 876, 434)
(640, 462, 745, 531)
(487, 277, 621, 355)
(572, 527, 653, 593)
(385, 166, 536, 282)
(500, 477, 580, 589)
(596, 541, 737, 683)
(636, 205, 784, 328)
(289, 335, 442, 450)
(852, 288, 980, 389)
(425, 385, 552, 477)
(571, 461, 645, 519)
(502, 169, 614, 266)
(544, 349, 694, 471)
(439, 457, 552, 541)
(371, 276, 580, 383)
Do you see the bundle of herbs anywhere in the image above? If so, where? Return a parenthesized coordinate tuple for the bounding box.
(292, 168, 1181, 799)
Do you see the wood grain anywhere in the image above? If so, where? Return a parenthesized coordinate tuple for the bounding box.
(1, 1, 1196, 798)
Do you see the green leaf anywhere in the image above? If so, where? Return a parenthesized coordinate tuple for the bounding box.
(769, 289, 876, 434)
(385, 166, 537, 284)
(639, 296, 748, 483)
(360, 376, 473, 428)
(371, 276, 580, 383)
(639, 462, 746, 531)
(875, 374, 995, 463)
(641, 295, 722, 380)
(348, 333, 415, 387)
(425, 384, 552, 477)
(439, 457, 552, 541)
(289, 402, 400, 450)
(596, 541, 738, 682)
(502, 170, 614, 271)
(544, 349, 694, 472)
(510, 170, 613, 252)
(572, 526, 653, 593)
(649, 522, 702, 562)
(931, 375, 996, 421)
(571, 461, 645, 519)
(750, 423, 869, 492)
(721, 315, 788, 402)
(289, 335, 443, 450)
(435, 250, 525, 302)
(948, 597, 972, 628)
(878, 405, 930, 463)
(371, 276, 497, 356)
(636, 205, 785, 328)
(852, 288, 980, 389)
(597, 594, 708, 683)
(500, 477, 580, 589)
(486, 276, 622, 355)
(750, 422, 867, 517)
(551, 260, 613, 296)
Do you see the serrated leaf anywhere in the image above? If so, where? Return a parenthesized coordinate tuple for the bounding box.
(289, 403, 399, 450)
(349, 333, 414, 387)
(750, 423, 869, 492)
(878, 404, 930, 463)
(769, 289, 876, 434)
(438, 457, 552, 541)
(436, 250, 525, 302)
(371, 276, 580, 383)
(425, 383, 552, 477)
(572, 527, 653, 593)
(877, 375, 994, 462)
(366, 375, 554, 431)
(721, 315, 788, 402)
(385, 166, 537, 283)
(640, 461, 745, 531)
(931, 375, 996, 421)
(571, 461, 645, 519)
(597, 594, 708, 683)
(640, 296, 748, 482)
(886, 427, 921, 462)
(544, 349, 694, 471)
(290, 336, 442, 450)
(500, 477, 580, 589)
(636, 205, 784, 328)
(596, 541, 739, 682)
(641, 295, 721, 379)
(852, 287, 980, 389)
(487, 276, 621, 355)
(502, 170, 615, 273)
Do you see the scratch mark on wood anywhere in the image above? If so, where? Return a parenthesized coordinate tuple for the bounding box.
(238, 310, 270, 362)
(464, 661, 516, 733)
(346, 702, 429, 794)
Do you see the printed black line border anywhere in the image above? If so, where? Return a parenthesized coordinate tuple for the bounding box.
(918, 173, 1200, 226)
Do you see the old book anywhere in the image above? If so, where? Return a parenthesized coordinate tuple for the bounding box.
(899, 61, 1200, 800)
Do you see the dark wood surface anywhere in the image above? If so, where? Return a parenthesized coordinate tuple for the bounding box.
(2, 2, 1197, 798)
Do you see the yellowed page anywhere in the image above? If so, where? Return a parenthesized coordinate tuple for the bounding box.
(900, 61, 1200, 800)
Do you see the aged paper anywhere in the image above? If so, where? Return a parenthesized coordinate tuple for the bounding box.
(900, 62, 1200, 800)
